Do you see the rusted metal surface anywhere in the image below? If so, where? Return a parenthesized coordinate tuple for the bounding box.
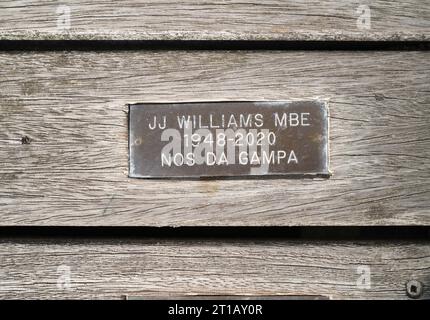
(129, 101, 329, 178)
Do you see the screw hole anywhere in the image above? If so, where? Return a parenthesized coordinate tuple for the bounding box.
(406, 280, 423, 299)
(21, 136, 31, 145)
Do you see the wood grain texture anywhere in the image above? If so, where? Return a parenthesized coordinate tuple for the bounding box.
(0, 0, 429, 41)
(0, 51, 429, 226)
(0, 238, 428, 299)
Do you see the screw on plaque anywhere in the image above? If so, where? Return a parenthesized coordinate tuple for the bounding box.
(406, 280, 423, 299)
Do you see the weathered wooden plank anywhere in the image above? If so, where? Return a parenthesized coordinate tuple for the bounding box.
(0, 51, 429, 226)
(0, 0, 429, 41)
(0, 238, 428, 299)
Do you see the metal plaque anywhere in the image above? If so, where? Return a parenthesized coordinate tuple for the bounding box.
(129, 101, 329, 178)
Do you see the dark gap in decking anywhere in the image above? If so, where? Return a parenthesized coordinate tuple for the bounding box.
(0, 226, 428, 240)
(0, 40, 429, 51)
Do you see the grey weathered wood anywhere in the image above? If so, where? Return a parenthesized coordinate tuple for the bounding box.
(0, 238, 428, 299)
(0, 51, 429, 226)
(0, 0, 429, 41)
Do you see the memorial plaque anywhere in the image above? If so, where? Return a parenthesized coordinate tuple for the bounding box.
(129, 101, 329, 178)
